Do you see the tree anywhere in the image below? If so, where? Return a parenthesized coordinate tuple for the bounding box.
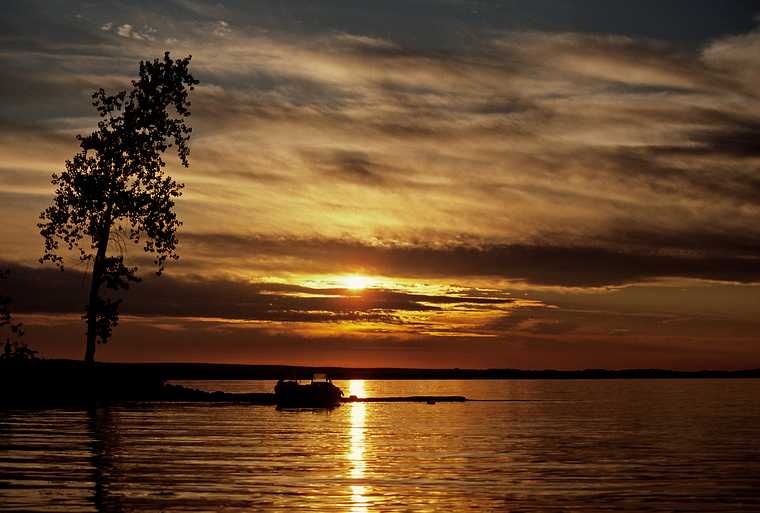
(0, 268, 35, 361)
(38, 52, 199, 363)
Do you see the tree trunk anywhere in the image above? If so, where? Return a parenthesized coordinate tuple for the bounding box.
(84, 219, 112, 364)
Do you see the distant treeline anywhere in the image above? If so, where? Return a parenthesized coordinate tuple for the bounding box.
(18, 359, 760, 380)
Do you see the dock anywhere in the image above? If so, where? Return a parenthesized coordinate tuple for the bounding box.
(162, 385, 466, 405)
(343, 395, 466, 403)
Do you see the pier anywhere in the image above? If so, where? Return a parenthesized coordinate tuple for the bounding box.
(162, 384, 467, 405)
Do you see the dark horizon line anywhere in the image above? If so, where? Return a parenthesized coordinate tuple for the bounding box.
(34, 359, 760, 380)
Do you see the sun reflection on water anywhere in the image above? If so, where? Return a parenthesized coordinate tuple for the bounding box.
(347, 380, 368, 512)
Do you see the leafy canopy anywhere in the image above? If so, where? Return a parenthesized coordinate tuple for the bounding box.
(40, 52, 198, 273)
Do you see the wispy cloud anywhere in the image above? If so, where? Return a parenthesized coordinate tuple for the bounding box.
(1, 261, 527, 339)
(114, 23, 156, 41)
(212, 20, 230, 37)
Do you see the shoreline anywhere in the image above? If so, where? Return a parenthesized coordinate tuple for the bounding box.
(2, 360, 758, 408)
(5, 358, 760, 380)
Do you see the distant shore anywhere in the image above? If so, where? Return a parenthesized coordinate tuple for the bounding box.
(2, 359, 758, 407)
(8, 358, 760, 380)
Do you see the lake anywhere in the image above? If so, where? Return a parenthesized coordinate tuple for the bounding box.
(2, 379, 759, 512)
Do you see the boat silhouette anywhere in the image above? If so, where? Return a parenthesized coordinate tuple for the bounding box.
(274, 374, 343, 408)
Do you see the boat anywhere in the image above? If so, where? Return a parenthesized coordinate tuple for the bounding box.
(274, 374, 343, 408)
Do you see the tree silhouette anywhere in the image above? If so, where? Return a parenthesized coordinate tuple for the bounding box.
(0, 268, 34, 361)
(38, 52, 199, 363)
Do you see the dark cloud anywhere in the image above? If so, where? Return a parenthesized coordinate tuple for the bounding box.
(601, 225, 760, 257)
(181, 233, 760, 287)
(18, 309, 760, 369)
(0, 261, 511, 321)
(303, 149, 387, 185)
(686, 122, 760, 159)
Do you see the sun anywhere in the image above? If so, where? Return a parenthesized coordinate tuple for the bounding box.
(342, 275, 372, 290)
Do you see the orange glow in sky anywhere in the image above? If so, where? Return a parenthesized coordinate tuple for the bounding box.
(342, 275, 373, 290)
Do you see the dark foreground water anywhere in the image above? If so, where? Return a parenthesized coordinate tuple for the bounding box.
(2, 379, 759, 512)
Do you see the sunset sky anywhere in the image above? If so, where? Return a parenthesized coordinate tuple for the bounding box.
(2, 1, 760, 369)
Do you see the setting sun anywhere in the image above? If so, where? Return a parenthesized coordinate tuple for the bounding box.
(342, 275, 372, 290)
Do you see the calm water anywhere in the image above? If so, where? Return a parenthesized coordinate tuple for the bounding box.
(2, 379, 759, 512)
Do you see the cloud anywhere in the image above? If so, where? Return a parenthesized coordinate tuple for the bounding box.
(0, 262, 518, 337)
(302, 149, 390, 185)
(115, 24, 156, 41)
(702, 29, 760, 85)
(213, 20, 230, 37)
(177, 232, 760, 287)
(333, 33, 400, 51)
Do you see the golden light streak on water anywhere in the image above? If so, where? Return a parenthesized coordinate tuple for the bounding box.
(349, 380, 366, 398)
(347, 380, 368, 512)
